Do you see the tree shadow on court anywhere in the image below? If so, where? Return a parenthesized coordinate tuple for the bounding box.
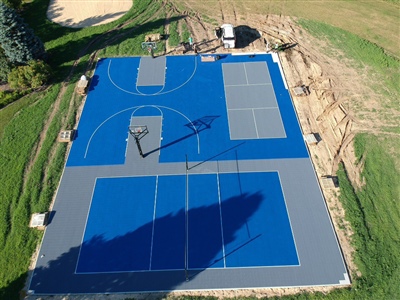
(29, 191, 264, 294)
(143, 116, 220, 157)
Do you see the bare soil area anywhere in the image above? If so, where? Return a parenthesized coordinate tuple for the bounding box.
(47, 0, 132, 28)
(28, 0, 390, 298)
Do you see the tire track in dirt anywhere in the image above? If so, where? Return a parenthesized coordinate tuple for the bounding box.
(169, 0, 219, 53)
(218, 0, 225, 22)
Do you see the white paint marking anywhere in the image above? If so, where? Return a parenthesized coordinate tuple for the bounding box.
(252, 109, 260, 138)
(243, 63, 249, 85)
(74, 177, 99, 274)
(216, 165, 227, 268)
(149, 175, 158, 270)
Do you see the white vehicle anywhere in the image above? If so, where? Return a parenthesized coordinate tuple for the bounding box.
(220, 24, 235, 48)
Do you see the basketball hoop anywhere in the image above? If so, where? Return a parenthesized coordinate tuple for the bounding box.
(129, 125, 148, 139)
(128, 125, 149, 158)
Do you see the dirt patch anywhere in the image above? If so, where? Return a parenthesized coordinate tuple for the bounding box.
(47, 0, 132, 28)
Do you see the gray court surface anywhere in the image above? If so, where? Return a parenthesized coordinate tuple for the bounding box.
(222, 62, 286, 140)
(136, 56, 166, 86)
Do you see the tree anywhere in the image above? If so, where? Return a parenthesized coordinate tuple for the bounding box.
(1, 0, 22, 10)
(0, 2, 46, 64)
(0, 47, 11, 82)
(7, 60, 52, 90)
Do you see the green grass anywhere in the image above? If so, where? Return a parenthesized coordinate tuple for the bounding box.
(336, 134, 400, 299)
(0, 85, 60, 299)
(0, 92, 38, 139)
(181, 22, 191, 44)
(0, 90, 27, 109)
(168, 18, 180, 47)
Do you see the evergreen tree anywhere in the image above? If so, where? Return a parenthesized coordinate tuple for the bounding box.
(0, 47, 11, 82)
(1, 0, 22, 10)
(0, 2, 46, 64)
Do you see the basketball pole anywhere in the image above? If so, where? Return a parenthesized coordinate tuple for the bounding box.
(134, 136, 144, 158)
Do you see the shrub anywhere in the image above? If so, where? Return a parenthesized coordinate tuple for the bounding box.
(7, 60, 52, 90)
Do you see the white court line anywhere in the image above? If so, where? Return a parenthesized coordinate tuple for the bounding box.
(224, 83, 273, 87)
(276, 172, 301, 266)
(252, 109, 260, 138)
(136, 84, 165, 95)
(216, 164, 227, 268)
(84, 106, 143, 158)
(74, 177, 99, 274)
(149, 175, 158, 270)
(228, 106, 279, 111)
(243, 63, 249, 85)
(221, 65, 233, 140)
(272, 52, 288, 90)
(124, 130, 130, 158)
(232, 52, 266, 56)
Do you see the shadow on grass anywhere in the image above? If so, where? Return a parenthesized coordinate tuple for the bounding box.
(0, 272, 28, 300)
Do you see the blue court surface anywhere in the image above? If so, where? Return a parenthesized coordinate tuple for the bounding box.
(29, 53, 349, 295)
(76, 172, 298, 273)
(67, 54, 307, 166)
